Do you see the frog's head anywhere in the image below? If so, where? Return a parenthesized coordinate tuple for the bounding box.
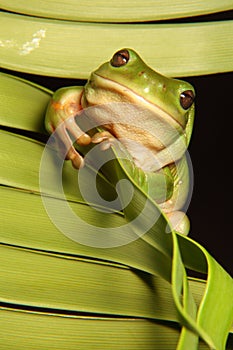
(83, 48, 195, 147)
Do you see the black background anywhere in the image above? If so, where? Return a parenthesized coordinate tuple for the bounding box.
(187, 72, 233, 277)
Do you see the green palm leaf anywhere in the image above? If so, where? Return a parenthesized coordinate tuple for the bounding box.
(1, 12, 233, 78)
(1, 0, 232, 22)
(1, 72, 233, 349)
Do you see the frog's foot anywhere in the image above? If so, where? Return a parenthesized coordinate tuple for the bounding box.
(166, 211, 190, 235)
(55, 117, 92, 169)
(91, 131, 115, 151)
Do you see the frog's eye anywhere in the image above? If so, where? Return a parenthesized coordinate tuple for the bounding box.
(180, 90, 195, 110)
(111, 49, 130, 67)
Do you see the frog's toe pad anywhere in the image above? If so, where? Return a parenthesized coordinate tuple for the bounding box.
(67, 147, 85, 169)
(91, 131, 115, 151)
(91, 131, 113, 143)
(77, 133, 92, 146)
(166, 211, 190, 235)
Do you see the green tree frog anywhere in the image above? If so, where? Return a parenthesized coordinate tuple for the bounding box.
(45, 49, 195, 235)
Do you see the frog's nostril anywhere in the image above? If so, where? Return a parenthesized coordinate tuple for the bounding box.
(138, 71, 145, 76)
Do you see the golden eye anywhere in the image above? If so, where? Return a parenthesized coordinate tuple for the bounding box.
(180, 90, 195, 110)
(110, 49, 130, 67)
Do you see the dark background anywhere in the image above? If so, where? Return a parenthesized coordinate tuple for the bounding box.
(187, 72, 233, 277)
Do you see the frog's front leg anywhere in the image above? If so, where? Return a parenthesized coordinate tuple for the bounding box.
(45, 87, 92, 168)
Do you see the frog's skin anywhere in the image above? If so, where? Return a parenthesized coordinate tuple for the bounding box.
(45, 49, 195, 235)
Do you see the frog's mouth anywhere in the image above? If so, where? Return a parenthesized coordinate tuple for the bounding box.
(92, 72, 186, 130)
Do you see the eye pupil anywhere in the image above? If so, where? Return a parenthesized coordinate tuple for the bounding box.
(180, 90, 195, 110)
(111, 49, 130, 67)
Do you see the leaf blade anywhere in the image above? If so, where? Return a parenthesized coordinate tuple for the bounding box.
(1, 12, 233, 78)
(1, 0, 232, 22)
